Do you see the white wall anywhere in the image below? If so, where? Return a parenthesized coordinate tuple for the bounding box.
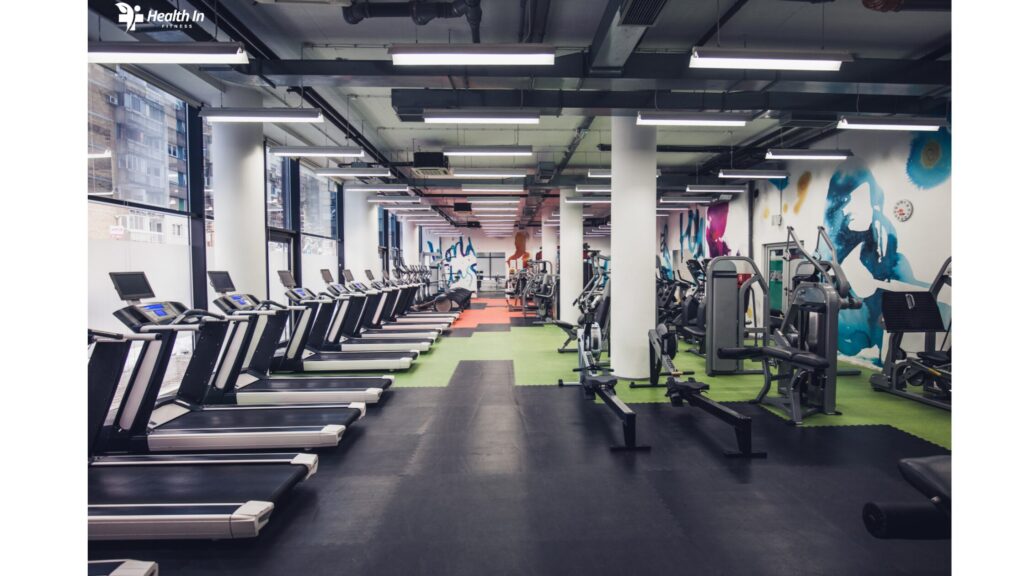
(751, 128, 952, 366)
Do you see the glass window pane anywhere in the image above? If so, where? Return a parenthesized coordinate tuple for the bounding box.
(87, 64, 188, 211)
(88, 201, 194, 394)
(299, 165, 335, 237)
(301, 236, 338, 291)
(268, 240, 291, 305)
(266, 151, 288, 229)
(203, 119, 213, 217)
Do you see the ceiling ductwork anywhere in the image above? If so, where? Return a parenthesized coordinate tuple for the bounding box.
(343, 0, 483, 43)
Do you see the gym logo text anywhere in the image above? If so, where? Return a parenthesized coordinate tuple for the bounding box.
(115, 2, 206, 32)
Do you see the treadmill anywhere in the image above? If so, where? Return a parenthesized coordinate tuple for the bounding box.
(340, 269, 442, 340)
(347, 270, 452, 332)
(206, 270, 392, 404)
(276, 270, 419, 371)
(87, 329, 318, 541)
(319, 268, 434, 352)
(368, 269, 457, 326)
(88, 559, 158, 575)
(103, 272, 364, 452)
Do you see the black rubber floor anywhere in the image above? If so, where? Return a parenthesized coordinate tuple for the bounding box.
(90, 360, 950, 575)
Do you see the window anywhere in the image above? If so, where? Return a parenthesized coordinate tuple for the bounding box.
(266, 149, 289, 229)
(301, 235, 339, 291)
(299, 165, 335, 237)
(88, 64, 195, 395)
(87, 64, 189, 211)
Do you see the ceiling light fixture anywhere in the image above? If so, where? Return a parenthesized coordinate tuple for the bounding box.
(837, 115, 945, 132)
(367, 195, 422, 204)
(461, 184, 525, 192)
(423, 110, 540, 125)
(470, 197, 521, 205)
(453, 168, 529, 179)
(685, 184, 747, 194)
(575, 184, 612, 193)
(689, 46, 852, 71)
(201, 107, 323, 124)
(565, 195, 611, 204)
(271, 146, 364, 158)
(765, 148, 853, 161)
(344, 183, 410, 193)
(390, 44, 555, 66)
(316, 167, 390, 178)
(88, 41, 249, 64)
(718, 169, 789, 180)
(444, 146, 533, 157)
(636, 111, 749, 127)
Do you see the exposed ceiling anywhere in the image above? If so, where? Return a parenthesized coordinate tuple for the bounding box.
(88, 0, 951, 229)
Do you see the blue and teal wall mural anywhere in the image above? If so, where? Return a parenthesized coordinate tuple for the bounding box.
(680, 209, 706, 260)
(442, 237, 479, 291)
(906, 127, 952, 189)
(659, 222, 673, 277)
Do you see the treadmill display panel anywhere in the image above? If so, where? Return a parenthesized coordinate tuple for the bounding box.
(208, 271, 236, 293)
(139, 303, 175, 322)
(230, 294, 250, 307)
(110, 272, 155, 301)
(294, 288, 308, 298)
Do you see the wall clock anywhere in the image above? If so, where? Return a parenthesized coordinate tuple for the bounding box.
(893, 199, 914, 222)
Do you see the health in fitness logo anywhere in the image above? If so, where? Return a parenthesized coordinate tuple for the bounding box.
(114, 2, 206, 32)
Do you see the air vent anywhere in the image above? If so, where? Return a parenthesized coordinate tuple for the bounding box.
(619, 0, 669, 26)
(534, 161, 556, 184)
(412, 151, 450, 177)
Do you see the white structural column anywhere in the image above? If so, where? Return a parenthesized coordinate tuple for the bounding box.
(541, 205, 558, 272)
(610, 115, 658, 379)
(343, 189, 381, 280)
(559, 188, 583, 322)
(211, 87, 267, 297)
(401, 218, 419, 266)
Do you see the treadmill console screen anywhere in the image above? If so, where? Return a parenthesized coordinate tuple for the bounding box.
(230, 294, 250, 307)
(278, 270, 297, 288)
(293, 287, 308, 298)
(365, 270, 375, 281)
(208, 271, 236, 293)
(321, 268, 335, 283)
(342, 270, 355, 282)
(110, 272, 155, 301)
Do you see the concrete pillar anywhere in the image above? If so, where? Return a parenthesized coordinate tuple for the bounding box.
(343, 189, 380, 280)
(401, 219, 419, 266)
(610, 115, 657, 379)
(211, 87, 267, 297)
(559, 188, 583, 322)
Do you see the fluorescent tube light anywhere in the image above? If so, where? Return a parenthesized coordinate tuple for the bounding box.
(461, 184, 525, 192)
(565, 195, 611, 204)
(88, 41, 249, 64)
(453, 168, 529, 179)
(575, 185, 611, 193)
(424, 110, 540, 125)
(689, 46, 852, 71)
(444, 146, 533, 157)
(473, 207, 518, 212)
(837, 115, 945, 132)
(685, 185, 747, 194)
(201, 108, 323, 123)
(765, 148, 853, 161)
(390, 44, 555, 66)
(637, 111, 748, 127)
(88, 149, 112, 160)
(316, 167, 391, 178)
(344, 183, 410, 193)
(718, 169, 789, 180)
(586, 168, 660, 178)
(271, 146, 364, 158)
(367, 195, 421, 203)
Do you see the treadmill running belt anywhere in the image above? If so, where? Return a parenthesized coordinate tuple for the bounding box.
(310, 351, 417, 360)
(249, 378, 392, 391)
(157, 407, 361, 430)
(89, 464, 305, 505)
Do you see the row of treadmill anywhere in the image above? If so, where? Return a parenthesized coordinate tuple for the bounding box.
(87, 264, 458, 560)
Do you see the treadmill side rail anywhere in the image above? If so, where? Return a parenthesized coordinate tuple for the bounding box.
(88, 501, 274, 540)
(146, 425, 345, 451)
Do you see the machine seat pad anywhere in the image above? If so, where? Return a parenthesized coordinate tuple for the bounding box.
(717, 347, 764, 360)
(917, 351, 951, 364)
(667, 377, 710, 394)
(682, 326, 706, 338)
(584, 373, 618, 389)
(898, 455, 951, 514)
